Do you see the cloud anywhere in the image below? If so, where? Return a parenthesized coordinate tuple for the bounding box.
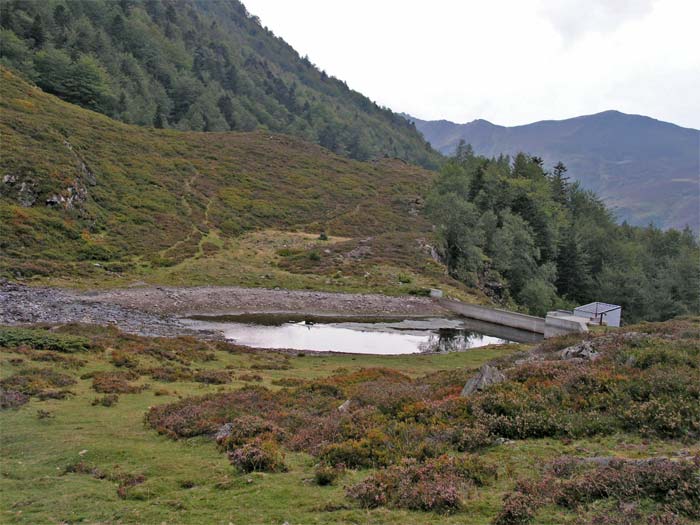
(538, 0, 656, 40)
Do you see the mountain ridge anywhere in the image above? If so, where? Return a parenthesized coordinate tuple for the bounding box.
(408, 110, 699, 230)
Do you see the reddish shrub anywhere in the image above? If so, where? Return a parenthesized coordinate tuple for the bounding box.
(193, 370, 231, 384)
(0, 367, 76, 396)
(228, 439, 286, 473)
(92, 394, 119, 407)
(217, 415, 284, 450)
(92, 370, 143, 394)
(0, 387, 29, 409)
(347, 454, 495, 513)
(146, 366, 192, 382)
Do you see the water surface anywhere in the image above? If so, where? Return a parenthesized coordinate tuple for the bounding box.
(182, 315, 537, 354)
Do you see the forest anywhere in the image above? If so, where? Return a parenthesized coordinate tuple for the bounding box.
(426, 141, 700, 322)
(0, 0, 438, 167)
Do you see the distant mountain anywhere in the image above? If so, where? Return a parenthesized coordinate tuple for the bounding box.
(0, 0, 438, 167)
(408, 111, 699, 230)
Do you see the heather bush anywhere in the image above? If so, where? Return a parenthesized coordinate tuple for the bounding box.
(26, 350, 85, 369)
(351, 379, 429, 414)
(238, 373, 263, 382)
(146, 386, 277, 438)
(347, 455, 495, 513)
(228, 439, 287, 473)
(145, 366, 193, 382)
(493, 491, 540, 525)
(92, 370, 143, 394)
(92, 394, 119, 407)
(0, 387, 29, 409)
(193, 370, 231, 384)
(495, 456, 700, 524)
(314, 463, 344, 486)
(454, 423, 494, 452)
(110, 350, 139, 368)
(271, 377, 307, 387)
(217, 415, 284, 450)
(320, 429, 394, 468)
(0, 367, 76, 396)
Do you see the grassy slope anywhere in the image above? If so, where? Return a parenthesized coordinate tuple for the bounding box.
(1, 321, 697, 524)
(0, 68, 477, 300)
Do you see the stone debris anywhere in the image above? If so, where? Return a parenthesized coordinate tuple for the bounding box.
(557, 340, 600, 361)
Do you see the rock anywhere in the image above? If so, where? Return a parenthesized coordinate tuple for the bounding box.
(215, 423, 234, 444)
(558, 340, 600, 361)
(337, 399, 353, 413)
(429, 288, 443, 298)
(461, 364, 506, 396)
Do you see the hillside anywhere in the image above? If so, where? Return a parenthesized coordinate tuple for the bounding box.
(0, 68, 469, 298)
(0, 0, 439, 167)
(409, 111, 700, 230)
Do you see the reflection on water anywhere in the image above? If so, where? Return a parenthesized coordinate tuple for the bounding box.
(181, 316, 519, 355)
(419, 329, 504, 353)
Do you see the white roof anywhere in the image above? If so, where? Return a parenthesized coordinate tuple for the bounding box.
(575, 302, 621, 314)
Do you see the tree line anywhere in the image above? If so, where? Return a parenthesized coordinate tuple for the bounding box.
(426, 141, 699, 323)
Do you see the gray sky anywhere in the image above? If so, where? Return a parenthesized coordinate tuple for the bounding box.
(243, 0, 699, 129)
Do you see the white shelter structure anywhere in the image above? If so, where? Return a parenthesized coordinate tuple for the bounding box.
(573, 302, 622, 327)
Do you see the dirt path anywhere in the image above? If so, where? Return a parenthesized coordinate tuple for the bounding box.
(0, 282, 449, 338)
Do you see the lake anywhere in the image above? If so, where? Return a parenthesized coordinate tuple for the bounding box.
(182, 314, 542, 355)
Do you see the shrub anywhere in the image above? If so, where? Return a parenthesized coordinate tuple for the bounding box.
(92, 370, 143, 394)
(0, 367, 76, 396)
(110, 350, 139, 368)
(493, 491, 540, 525)
(0, 388, 29, 409)
(454, 423, 493, 452)
(314, 463, 344, 486)
(193, 370, 231, 384)
(228, 439, 287, 473)
(217, 415, 284, 450)
(271, 377, 306, 387)
(92, 394, 119, 407)
(495, 456, 700, 524)
(347, 455, 495, 513)
(146, 366, 193, 382)
(320, 430, 393, 468)
(238, 373, 263, 382)
(0, 327, 93, 353)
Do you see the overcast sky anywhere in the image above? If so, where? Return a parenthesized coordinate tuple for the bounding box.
(243, 0, 699, 129)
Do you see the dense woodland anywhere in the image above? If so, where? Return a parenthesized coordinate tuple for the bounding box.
(0, 0, 438, 167)
(427, 141, 700, 322)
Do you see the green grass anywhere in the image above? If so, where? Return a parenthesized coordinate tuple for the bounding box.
(1, 323, 697, 524)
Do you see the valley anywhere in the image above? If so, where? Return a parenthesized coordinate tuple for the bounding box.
(1, 1, 699, 524)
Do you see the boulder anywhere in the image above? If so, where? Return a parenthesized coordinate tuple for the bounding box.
(215, 422, 234, 444)
(337, 399, 353, 413)
(557, 340, 600, 361)
(460, 364, 505, 397)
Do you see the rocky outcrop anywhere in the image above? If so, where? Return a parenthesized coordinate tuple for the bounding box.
(1, 174, 39, 206)
(557, 340, 600, 361)
(461, 364, 506, 396)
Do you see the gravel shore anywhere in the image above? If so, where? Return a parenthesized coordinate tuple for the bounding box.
(0, 282, 448, 338)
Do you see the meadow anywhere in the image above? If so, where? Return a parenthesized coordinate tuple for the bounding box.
(1, 318, 698, 524)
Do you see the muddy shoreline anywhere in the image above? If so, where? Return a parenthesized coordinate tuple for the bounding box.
(0, 282, 449, 340)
